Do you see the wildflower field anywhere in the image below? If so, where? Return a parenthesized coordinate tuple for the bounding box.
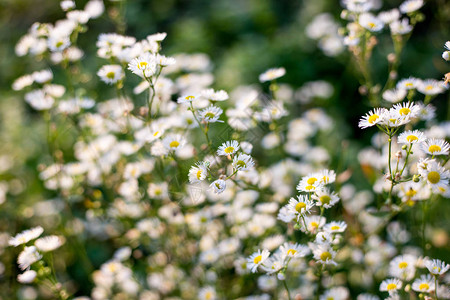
(1, 0, 450, 299)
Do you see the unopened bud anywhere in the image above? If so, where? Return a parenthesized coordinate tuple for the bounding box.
(139, 106, 149, 117)
(401, 145, 408, 150)
(387, 53, 396, 63)
(294, 223, 301, 230)
(395, 172, 401, 181)
(395, 151, 402, 159)
(413, 174, 420, 182)
(277, 272, 286, 281)
(404, 284, 411, 292)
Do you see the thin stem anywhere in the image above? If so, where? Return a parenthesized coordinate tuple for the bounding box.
(282, 279, 291, 300)
(435, 275, 439, 300)
(399, 144, 413, 176)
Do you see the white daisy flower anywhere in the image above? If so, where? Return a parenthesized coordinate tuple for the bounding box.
(210, 179, 226, 194)
(201, 88, 229, 101)
(312, 189, 340, 208)
(34, 235, 65, 252)
(302, 215, 326, 234)
(217, 140, 240, 156)
(155, 54, 176, 67)
(9, 226, 44, 247)
(396, 77, 419, 90)
(297, 173, 324, 192)
(24, 89, 54, 110)
(97, 64, 124, 84)
(399, 0, 424, 13)
(188, 162, 208, 184)
(324, 221, 347, 233)
(18, 246, 42, 270)
(412, 274, 435, 293)
(424, 258, 450, 275)
(32, 69, 53, 83)
(199, 105, 223, 123)
(311, 244, 337, 265)
(358, 108, 387, 129)
(420, 161, 449, 192)
(390, 18, 413, 35)
(380, 278, 402, 295)
(389, 254, 416, 281)
(177, 94, 199, 104)
(392, 102, 420, 118)
(12, 74, 34, 91)
(277, 206, 296, 223)
(260, 252, 284, 274)
(378, 9, 400, 24)
(259, 67, 286, 82)
(286, 195, 314, 219)
(382, 88, 407, 103)
(397, 130, 426, 145)
(417, 79, 445, 95)
(128, 53, 157, 78)
(279, 242, 310, 259)
(380, 109, 410, 127)
(359, 13, 384, 32)
(162, 134, 186, 151)
(315, 232, 333, 244)
(318, 169, 336, 185)
(198, 286, 217, 300)
(17, 270, 37, 284)
(421, 139, 450, 156)
(147, 32, 167, 42)
(247, 249, 270, 273)
(232, 154, 255, 171)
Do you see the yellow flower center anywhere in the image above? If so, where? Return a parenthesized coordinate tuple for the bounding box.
(405, 189, 417, 197)
(205, 291, 213, 300)
(153, 131, 159, 137)
(185, 95, 195, 101)
(428, 145, 441, 153)
(205, 112, 215, 119)
(386, 283, 397, 291)
(398, 262, 408, 269)
(311, 221, 319, 228)
(399, 107, 411, 116)
(196, 170, 202, 179)
(427, 171, 441, 184)
(138, 61, 148, 69)
(287, 249, 297, 256)
(253, 255, 262, 264)
(305, 185, 315, 191)
(405, 82, 413, 87)
(169, 141, 180, 148)
(236, 160, 246, 168)
(224, 146, 235, 154)
(419, 283, 429, 291)
(330, 225, 340, 231)
(322, 175, 329, 183)
(307, 177, 318, 185)
(154, 189, 162, 195)
(320, 195, 331, 204)
(368, 114, 379, 124)
(295, 202, 306, 213)
(425, 85, 433, 91)
(368, 22, 376, 28)
(320, 251, 332, 261)
(106, 71, 115, 79)
(406, 135, 418, 142)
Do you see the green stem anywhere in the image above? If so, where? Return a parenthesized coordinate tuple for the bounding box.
(435, 275, 439, 300)
(282, 279, 291, 300)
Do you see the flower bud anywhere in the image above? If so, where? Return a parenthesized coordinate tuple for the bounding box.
(413, 174, 420, 182)
(277, 272, 286, 281)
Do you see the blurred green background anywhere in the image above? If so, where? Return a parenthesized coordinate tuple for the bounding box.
(0, 0, 449, 298)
